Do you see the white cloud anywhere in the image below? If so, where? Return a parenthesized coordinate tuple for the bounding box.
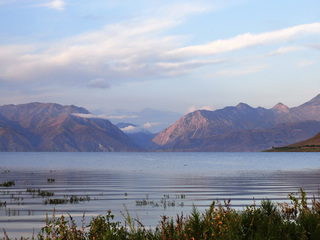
(120, 126, 137, 132)
(188, 105, 213, 113)
(167, 23, 320, 58)
(268, 46, 302, 56)
(104, 115, 139, 120)
(212, 65, 267, 78)
(1, 2, 320, 90)
(72, 113, 98, 119)
(154, 58, 225, 76)
(0, 0, 18, 5)
(298, 59, 316, 67)
(143, 122, 161, 129)
(43, 0, 66, 11)
(72, 113, 140, 121)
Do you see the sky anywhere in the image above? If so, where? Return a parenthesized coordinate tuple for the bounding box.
(0, 0, 320, 131)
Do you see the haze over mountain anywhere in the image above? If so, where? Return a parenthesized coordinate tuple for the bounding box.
(115, 122, 157, 150)
(0, 103, 141, 152)
(104, 108, 182, 133)
(152, 94, 320, 151)
(1, 94, 320, 152)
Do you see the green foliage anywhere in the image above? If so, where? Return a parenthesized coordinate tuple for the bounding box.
(0, 181, 15, 187)
(4, 188, 320, 240)
(37, 210, 86, 240)
(87, 210, 128, 240)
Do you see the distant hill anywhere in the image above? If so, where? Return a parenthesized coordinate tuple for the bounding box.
(153, 94, 320, 152)
(265, 131, 320, 152)
(0, 103, 142, 152)
(126, 131, 158, 150)
(115, 122, 157, 150)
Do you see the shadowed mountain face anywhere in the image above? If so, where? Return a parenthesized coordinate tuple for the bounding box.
(292, 94, 320, 121)
(163, 121, 320, 152)
(264, 128, 320, 152)
(286, 131, 320, 148)
(0, 103, 142, 152)
(153, 94, 320, 152)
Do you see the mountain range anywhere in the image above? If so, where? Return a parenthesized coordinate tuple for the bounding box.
(0, 103, 141, 152)
(152, 94, 320, 151)
(1, 94, 320, 152)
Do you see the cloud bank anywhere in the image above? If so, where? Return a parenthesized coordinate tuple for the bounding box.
(167, 23, 320, 58)
(0, 0, 319, 91)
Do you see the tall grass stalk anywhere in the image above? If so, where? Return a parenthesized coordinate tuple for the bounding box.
(3, 188, 320, 239)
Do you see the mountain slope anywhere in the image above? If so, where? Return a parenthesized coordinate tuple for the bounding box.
(292, 94, 320, 121)
(153, 94, 320, 151)
(153, 103, 299, 148)
(264, 131, 320, 152)
(0, 103, 142, 152)
(162, 121, 320, 152)
(288, 131, 320, 147)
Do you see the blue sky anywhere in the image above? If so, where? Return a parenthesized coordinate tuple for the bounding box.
(0, 0, 320, 129)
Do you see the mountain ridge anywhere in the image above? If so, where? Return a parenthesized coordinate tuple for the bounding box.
(0, 102, 142, 152)
(1, 94, 320, 152)
(152, 94, 320, 151)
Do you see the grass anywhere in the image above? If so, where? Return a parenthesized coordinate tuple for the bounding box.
(3, 188, 320, 239)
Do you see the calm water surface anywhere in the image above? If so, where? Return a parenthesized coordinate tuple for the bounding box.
(0, 152, 320, 238)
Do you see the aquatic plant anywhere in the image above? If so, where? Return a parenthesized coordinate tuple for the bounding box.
(27, 188, 54, 197)
(44, 195, 90, 205)
(0, 181, 15, 187)
(135, 194, 185, 209)
(3, 188, 320, 239)
(47, 178, 55, 183)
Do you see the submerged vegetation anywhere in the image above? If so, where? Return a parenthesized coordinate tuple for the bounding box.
(0, 181, 15, 187)
(2, 188, 320, 239)
(135, 194, 185, 208)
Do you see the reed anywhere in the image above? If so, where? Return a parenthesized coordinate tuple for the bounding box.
(2, 188, 320, 239)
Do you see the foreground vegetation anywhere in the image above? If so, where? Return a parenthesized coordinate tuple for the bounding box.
(3, 188, 320, 240)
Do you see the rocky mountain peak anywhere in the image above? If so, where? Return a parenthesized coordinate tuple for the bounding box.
(272, 102, 290, 113)
(235, 102, 252, 110)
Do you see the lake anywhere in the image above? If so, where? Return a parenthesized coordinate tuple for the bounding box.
(1, 152, 320, 238)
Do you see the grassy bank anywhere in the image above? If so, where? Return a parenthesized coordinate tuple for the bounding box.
(3, 188, 320, 240)
(264, 145, 320, 152)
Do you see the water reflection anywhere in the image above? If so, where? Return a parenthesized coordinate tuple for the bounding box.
(0, 152, 320, 238)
